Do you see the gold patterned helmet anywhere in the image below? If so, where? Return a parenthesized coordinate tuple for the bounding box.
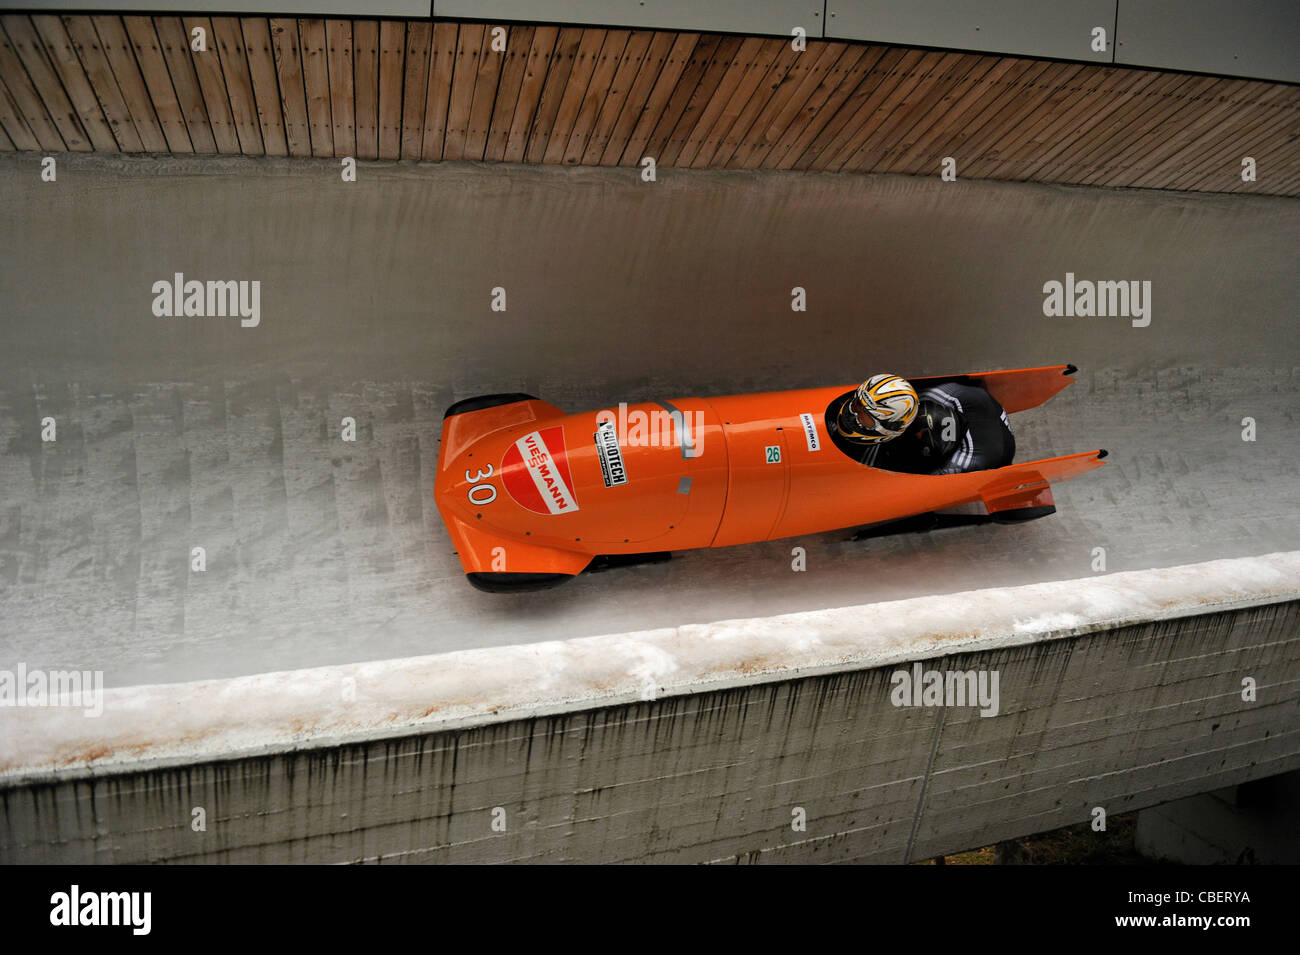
(838, 374, 919, 444)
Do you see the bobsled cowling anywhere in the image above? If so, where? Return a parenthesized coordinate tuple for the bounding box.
(434, 365, 1105, 591)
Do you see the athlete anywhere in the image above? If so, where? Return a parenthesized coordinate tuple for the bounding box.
(831, 374, 1014, 474)
(831, 374, 920, 451)
(904, 381, 1016, 474)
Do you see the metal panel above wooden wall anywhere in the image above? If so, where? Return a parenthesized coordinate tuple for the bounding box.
(826, 1, 1117, 64)
(1116, 0, 1300, 84)
(434, 1, 826, 39)
(0, 13, 1296, 198)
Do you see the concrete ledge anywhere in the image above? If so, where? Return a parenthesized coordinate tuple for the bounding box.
(2, 553, 1298, 862)
(3, 552, 1298, 783)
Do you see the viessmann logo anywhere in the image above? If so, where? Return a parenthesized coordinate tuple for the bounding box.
(501, 427, 580, 515)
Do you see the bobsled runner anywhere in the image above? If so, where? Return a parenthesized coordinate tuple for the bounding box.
(435, 364, 1106, 592)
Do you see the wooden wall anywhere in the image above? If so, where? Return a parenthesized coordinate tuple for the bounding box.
(1, 14, 1296, 195)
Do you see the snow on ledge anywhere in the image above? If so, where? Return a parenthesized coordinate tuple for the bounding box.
(3, 552, 1298, 782)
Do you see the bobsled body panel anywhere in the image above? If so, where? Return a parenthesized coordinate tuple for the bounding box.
(435, 399, 730, 573)
(435, 365, 1103, 584)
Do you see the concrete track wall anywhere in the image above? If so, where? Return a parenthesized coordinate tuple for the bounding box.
(2, 155, 1298, 863)
(2, 155, 1298, 687)
(3, 554, 1297, 863)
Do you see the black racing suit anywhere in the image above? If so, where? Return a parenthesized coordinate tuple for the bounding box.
(917, 382, 1015, 474)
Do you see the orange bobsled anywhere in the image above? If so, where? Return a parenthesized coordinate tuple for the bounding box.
(435, 365, 1106, 592)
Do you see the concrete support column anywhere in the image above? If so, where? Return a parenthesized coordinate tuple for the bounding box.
(1135, 770, 1300, 864)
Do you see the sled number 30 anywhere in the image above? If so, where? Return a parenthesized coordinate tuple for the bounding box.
(765, 445, 781, 463)
(466, 464, 498, 505)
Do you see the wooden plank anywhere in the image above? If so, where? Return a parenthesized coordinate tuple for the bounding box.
(595, 29, 676, 165)
(399, 20, 430, 159)
(999, 63, 1147, 181)
(0, 119, 12, 149)
(28, 14, 116, 151)
(974, 62, 1096, 176)
(1241, 123, 1300, 193)
(657, 34, 743, 167)
(296, 19, 332, 157)
(442, 22, 483, 161)
(615, 31, 699, 166)
(1080, 75, 1222, 185)
(1069, 73, 1213, 184)
(956, 60, 1097, 180)
(523, 26, 581, 163)
(1089, 75, 1252, 186)
(1203, 104, 1298, 193)
(351, 20, 378, 160)
(488, 26, 534, 162)
(827, 49, 969, 171)
(810, 47, 937, 171)
(240, 18, 287, 156)
(1034, 69, 1192, 184)
(890, 54, 1035, 176)
(561, 28, 634, 165)
(377, 19, 404, 160)
(956, 58, 1096, 179)
(122, 16, 192, 152)
(787, 45, 911, 171)
(875, 54, 1002, 174)
(62, 15, 143, 151)
(0, 14, 82, 150)
(325, 19, 353, 157)
(680, 35, 778, 168)
(926, 59, 1084, 178)
(209, 16, 263, 154)
(1128, 82, 1289, 189)
(0, 17, 71, 150)
(1183, 84, 1299, 190)
(1186, 100, 1299, 192)
(1181, 111, 1286, 192)
(847, 52, 985, 174)
(179, 17, 238, 154)
(706, 36, 801, 169)
(0, 74, 40, 149)
(502, 25, 555, 163)
(421, 21, 458, 160)
(732, 41, 854, 169)
(767, 45, 885, 170)
(1246, 148, 1299, 193)
(895, 56, 1052, 177)
(1124, 82, 1267, 188)
(151, 16, 217, 153)
(484, 25, 533, 162)
(268, 18, 310, 157)
(540, 28, 607, 164)
(92, 15, 167, 152)
(1015, 66, 1161, 182)
(461, 23, 504, 161)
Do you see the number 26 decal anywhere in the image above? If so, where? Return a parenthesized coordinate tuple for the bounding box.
(466, 464, 498, 505)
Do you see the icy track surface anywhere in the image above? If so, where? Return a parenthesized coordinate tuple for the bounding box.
(1, 156, 1298, 686)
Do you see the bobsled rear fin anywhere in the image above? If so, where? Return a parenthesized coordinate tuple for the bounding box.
(910, 364, 1077, 415)
(976, 449, 1106, 509)
(983, 484, 1056, 523)
(968, 448, 1105, 521)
